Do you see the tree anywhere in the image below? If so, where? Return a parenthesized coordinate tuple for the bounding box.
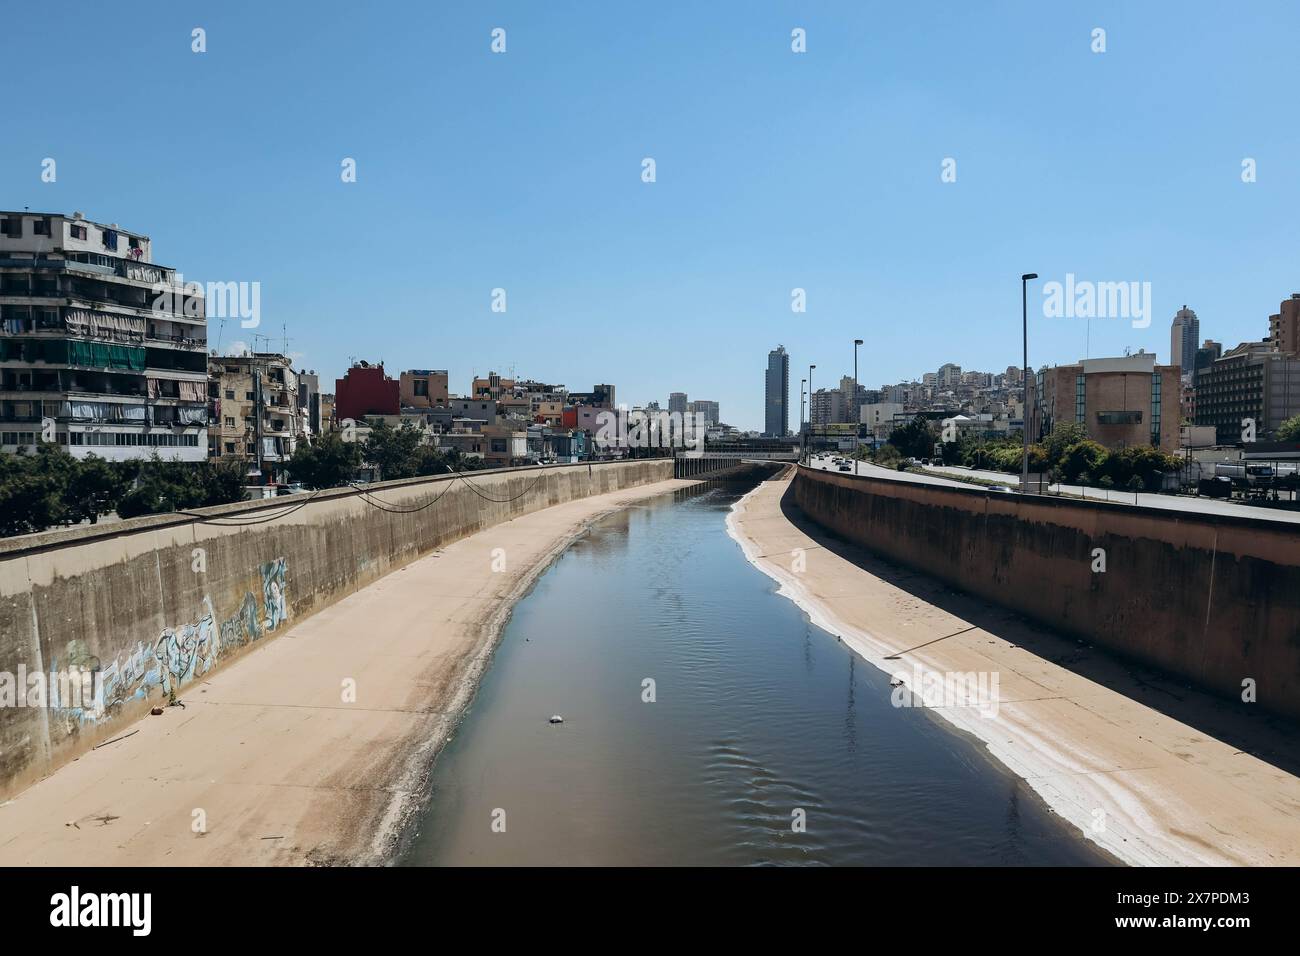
(1043, 422, 1089, 467)
(1276, 414, 1300, 442)
(63, 454, 124, 524)
(1101, 445, 1179, 492)
(940, 434, 973, 466)
(874, 443, 902, 467)
(363, 421, 426, 480)
(888, 415, 936, 459)
(0, 448, 249, 534)
(200, 458, 249, 506)
(0, 450, 63, 536)
(287, 432, 363, 489)
(1059, 440, 1108, 484)
(115, 453, 209, 518)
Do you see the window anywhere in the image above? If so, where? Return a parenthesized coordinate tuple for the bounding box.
(34, 218, 51, 236)
(1096, 410, 1142, 425)
(224, 417, 235, 428)
(1151, 372, 1162, 443)
(245, 391, 255, 401)
(225, 442, 236, 454)
(224, 389, 235, 399)
(0, 217, 21, 238)
(129, 236, 141, 250)
(70, 224, 88, 240)
(414, 379, 429, 397)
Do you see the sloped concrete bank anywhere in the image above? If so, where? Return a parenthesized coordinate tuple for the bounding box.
(0, 460, 672, 798)
(793, 465, 1300, 721)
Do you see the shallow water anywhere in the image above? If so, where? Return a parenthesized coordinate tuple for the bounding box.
(401, 481, 1109, 866)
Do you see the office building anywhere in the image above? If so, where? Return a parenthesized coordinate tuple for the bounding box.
(688, 399, 719, 426)
(1171, 305, 1200, 375)
(764, 345, 789, 437)
(1269, 294, 1300, 356)
(1195, 341, 1300, 443)
(1034, 352, 1180, 452)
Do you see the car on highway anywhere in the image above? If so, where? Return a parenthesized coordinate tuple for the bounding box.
(838, 463, 853, 472)
(987, 484, 1013, 492)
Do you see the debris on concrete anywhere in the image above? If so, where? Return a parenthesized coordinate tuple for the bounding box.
(93, 729, 141, 748)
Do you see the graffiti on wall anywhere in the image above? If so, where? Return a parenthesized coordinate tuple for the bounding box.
(67, 557, 291, 723)
(262, 557, 288, 631)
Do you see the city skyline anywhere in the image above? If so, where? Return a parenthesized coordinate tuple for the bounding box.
(4, 2, 1299, 430)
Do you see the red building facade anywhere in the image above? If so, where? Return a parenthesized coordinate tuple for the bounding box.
(335, 362, 400, 422)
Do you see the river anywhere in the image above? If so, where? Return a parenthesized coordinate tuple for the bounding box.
(401, 479, 1109, 866)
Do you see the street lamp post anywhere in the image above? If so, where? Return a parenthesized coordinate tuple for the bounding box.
(799, 377, 807, 463)
(809, 364, 816, 455)
(853, 338, 863, 435)
(1020, 273, 1038, 493)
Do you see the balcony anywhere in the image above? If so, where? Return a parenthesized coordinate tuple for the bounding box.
(0, 254, 179, 288)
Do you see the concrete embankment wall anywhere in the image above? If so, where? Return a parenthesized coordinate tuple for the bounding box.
(0, 460, 672, 797)
(794, 466, 1300, 721)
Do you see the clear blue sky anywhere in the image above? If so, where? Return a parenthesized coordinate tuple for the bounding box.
(5, 1, 1297, 431)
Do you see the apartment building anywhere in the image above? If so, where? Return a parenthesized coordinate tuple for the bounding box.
(0, 211, 208, 461)
(335, 361, 399, 422)
(297, 370, 321, 436)
(809, 388, 844, 426)
(568, 383, 616, 410)
(471, 372, 514, 401)
(399, 369, 449, 408)
(482, 423, 528, 467)
(208, 353, 304, 482)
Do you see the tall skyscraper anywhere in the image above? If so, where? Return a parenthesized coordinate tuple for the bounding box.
(764, 345, 789, 437)
(668, 392, 688, 414)
(1171, 306, 1200, 375)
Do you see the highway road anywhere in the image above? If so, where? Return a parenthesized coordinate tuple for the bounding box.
(804, 455, 1300, 524)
